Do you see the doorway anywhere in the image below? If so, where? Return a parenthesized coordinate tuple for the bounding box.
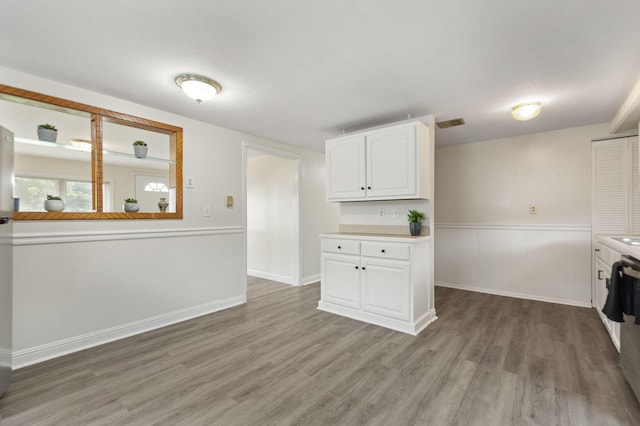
(243, 143, 301, 286)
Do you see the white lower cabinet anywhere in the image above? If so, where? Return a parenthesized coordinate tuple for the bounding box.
(318, 234, 436, 335)
(322, 253, 361, 309)
(361, 259, 410, 320)
(594, 240, 622, 351)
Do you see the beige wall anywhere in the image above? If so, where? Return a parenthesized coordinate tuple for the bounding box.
(433, 122, 623, 307)
(435, 123, 611, 225)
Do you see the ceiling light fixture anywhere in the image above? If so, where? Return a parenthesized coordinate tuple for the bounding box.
(175, 74, 221, 103)
(511, 102, 542, 121)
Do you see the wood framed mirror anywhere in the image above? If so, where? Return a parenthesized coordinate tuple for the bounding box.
(0, 84, 183, 220)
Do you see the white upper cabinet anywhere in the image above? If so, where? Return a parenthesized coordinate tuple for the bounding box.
(325, 121, 430, 201)
(325, 135, 366, 200)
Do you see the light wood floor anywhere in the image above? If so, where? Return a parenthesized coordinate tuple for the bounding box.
(1, 277, 639, 425)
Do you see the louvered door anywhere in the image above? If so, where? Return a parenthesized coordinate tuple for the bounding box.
(592, 138, 631, 234)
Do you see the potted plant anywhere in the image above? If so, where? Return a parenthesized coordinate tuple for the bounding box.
(407, 209, 425, 236)
(132, 140, 148, 159)
(37, 123, 58, 142)
(123, 198, 139, 212)
(44, 195, 65, 212)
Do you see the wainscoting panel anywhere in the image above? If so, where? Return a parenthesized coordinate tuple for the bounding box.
(435, 224, 592, 307)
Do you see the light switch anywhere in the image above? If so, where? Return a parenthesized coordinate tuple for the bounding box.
(226, 195, 233, 207)
(203, 204, 211, 217)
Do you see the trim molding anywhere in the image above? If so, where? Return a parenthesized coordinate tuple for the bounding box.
(12, 295, 245, 369)
(302, 273, 321, 286)
(12, 226, 243, 246)
(247, 269, 294, 286)
(435, 223, 591, 232)
(435, 281, 592, 308)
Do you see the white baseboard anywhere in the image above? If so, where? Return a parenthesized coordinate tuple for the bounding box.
(247, 269, 294, 285)
(435, 281, 592, 308)
(12, 295, 245, 369)
(301, 273, 320, 286)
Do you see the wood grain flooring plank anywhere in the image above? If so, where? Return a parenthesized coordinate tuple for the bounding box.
(1, 281, 639, 425)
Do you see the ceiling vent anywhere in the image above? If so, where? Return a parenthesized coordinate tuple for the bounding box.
(436, 118, 466, 129)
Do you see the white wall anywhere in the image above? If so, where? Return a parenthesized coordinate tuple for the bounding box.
(247, 154, 295, 284)
(434, 123, 615, 306)
(2, 66, 338, 367)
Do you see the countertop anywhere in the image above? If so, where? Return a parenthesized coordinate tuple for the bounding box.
(320, 232, 431, 243)
(595, 235, 640, 258)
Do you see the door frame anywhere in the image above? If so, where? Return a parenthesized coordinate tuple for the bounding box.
(242, 142, 302, 286)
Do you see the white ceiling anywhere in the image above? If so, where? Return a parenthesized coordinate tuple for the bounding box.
(2, 1, 640, 151)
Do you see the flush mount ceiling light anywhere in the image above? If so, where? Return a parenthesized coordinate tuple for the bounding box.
(175, 74, 221, 103)
(511, 102, 542, 121)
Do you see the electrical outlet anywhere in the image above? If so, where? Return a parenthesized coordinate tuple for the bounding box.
(186, 176, 195, 189)
(203, 204, 211, 217)
(392, 209, 400, 218)
(529, 204, 537, 215)
(377, 209, 385, 219)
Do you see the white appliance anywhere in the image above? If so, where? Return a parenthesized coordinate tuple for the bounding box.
(0, 126, 14, 397)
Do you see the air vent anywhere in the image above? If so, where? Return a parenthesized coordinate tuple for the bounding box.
(436, 118, 466, 129)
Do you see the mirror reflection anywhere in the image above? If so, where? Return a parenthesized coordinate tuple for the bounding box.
(0, 97, 93, 212)
(102, 121, 172, 213)
(0, 85, 182, 220)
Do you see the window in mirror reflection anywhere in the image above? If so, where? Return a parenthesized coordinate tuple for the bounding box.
(1, 96, 93, 212)
(102, 121, 172, 213)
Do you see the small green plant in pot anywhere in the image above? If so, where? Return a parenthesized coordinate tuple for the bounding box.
(407, 209, 425, 236)
(124, 198, 139, 212)
(37, 123, 58, 142)
(44, 195, 64, 212)
(132, 140, 148, 159)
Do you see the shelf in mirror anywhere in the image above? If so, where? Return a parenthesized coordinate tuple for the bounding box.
(14, 137, 175, 164)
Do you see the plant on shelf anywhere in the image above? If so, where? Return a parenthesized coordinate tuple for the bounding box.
(37, 123, 58, 142)
(123, 198, 139, 213)
(44, 195, 65, 212)
(132, 140, 148, 159)
(407, 209, 425, 236)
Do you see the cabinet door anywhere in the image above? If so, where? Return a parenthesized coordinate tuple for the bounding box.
(361, 258, 410, 320)
(594, 257, 609, 315)
(366, 124, 417, 199)
(595, 257, 621, 348)
(326, 135, 366, 200)
(321, 253, 361, 309)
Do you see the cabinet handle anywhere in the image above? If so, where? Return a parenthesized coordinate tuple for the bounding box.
(367, 186, 371, 190)
(337, 246, 341, 249)
(360, 187, 365, 190)
(362, 267, 366, 271)
(598, 270, 603, 280)
(355, 266, 359, 269)
(381, 249, 386, 253)
(595, 248, 600, 252)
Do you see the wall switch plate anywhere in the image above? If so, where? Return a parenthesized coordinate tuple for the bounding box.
(186, 176, 195, 189)
(392, 208, 400, 218)
(226, 195, 233, 207)
(529, 204, 537, 214)
(377, 209, 385, 219)
(203, 204, 211, 217)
